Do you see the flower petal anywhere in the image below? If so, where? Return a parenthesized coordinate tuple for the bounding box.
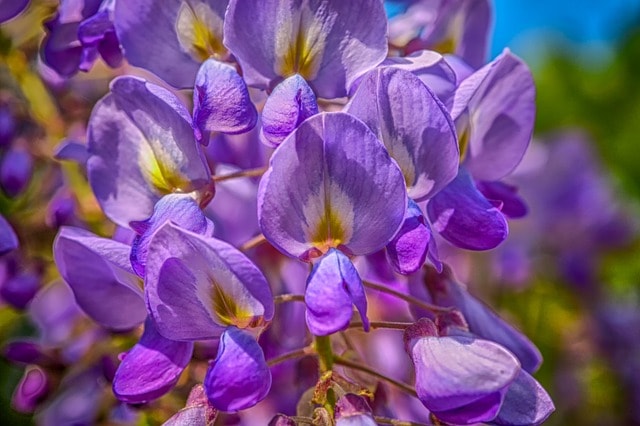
(347, 67, 458, 201)
(305, 248, 368, 336)
(87, 76, 211, 227)
(113, 319, 194, 404)
(258, 112, 406, 259)
(193, 59, 257, 144)
(490, 370, 555, 426)
(224, 0, 388, 98)
(385, 199, 432, 275)
(53, 227, 146, 330)
(427, 167, 508, 250)
(145, 223, 273, 341)
(0, 214, 18, 255)
(476, 180, 528, 218)
(0, 0, 28, 23)
(260, 74, 318, 148)
(204, 327, 271, 412)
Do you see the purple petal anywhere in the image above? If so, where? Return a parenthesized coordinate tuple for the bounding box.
(476, 180, 528, 218)
(258, 112, 407, 260)
(224, 0, 388, 98)
(87, 76, 211, 227)
(347, 67, 458, 201)
(335, 393, 376, 426)
(164, 384, 218, 425)
(453, 50, 535, 181)
(113, 319, 194, 404)
(193, 59, 257, 143)
(490, 370, 555, 426)
(410, 334, 520, 425)
(0, 214, 18, 254)
(130, 193, 215, 277)
(427, 167, 508, 250)
(145, 223, 274, 341)
(115, 0, 228, 88)
(385, 199, 432, 275)
(53, 140, 90, 165)
(260, 74, 318, 148)
(0, 0, 29, 23)
(28, 280, 83, 347)
(204, 327, 271, 412)
(12, 366, 48, 413)
(0, 271, 39, 310)
(0, 147, 33, 198)
(54, 227, 146, 330)
(40, 20, 83, 78)
(305, 248, 368, 336)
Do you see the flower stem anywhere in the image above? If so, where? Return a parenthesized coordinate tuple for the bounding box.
(213, 166, 268, 183)
(315, 335, 334, 372)
(267, 346, 314, 367)
(273, 293, 306, 304)
(362, 280, 452, 314)
(239, 233, 267, 251)
(333, 356, 417, 398)
(375, 417, 434, 426)
(348, 320, 412, 330)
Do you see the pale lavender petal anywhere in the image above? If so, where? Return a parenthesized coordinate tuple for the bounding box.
(427, 167, 508, 250)
(0, 214, 18, 254)
(115, 0, 229, 88)
(113, 319, 193, 404)
(386, 199, 431, 275)
(204, 326, 271, 411)
(258, 112, 406, 260)
(193, 59, 257, 143)
(129, 193, 215, 277)
(410, 334, 520, 425)
(347, 67, 458, 201)
(54, 227, 145, 330)
(145, 223, 273, 341)
(224, 0, 388, 98)
(28, 281, 83, 347)
(260, 74, 318, 147)
(305, 248, 368, 336)
(87, 76, 211, 227)
(490, 370, 555, 426)
(453, 50, 535, 181)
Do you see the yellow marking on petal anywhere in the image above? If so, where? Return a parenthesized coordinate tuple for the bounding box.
(139, 141, 192, 195)
(432, 36, 457, 55)
(458, 125, 470, 163)
(310, 202, 346, 254)
(176, 1, 226, 62)
(211, 280, 263, 329)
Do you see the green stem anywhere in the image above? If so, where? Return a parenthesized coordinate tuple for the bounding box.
(333, 356, 417, 398)
(362, 280, 452, 314)
(315, 335, 334, 372)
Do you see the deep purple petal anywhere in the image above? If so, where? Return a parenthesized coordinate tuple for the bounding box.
(0, 271, 39, 310)
(305, 248, 368, 336)
(53, 140, 90, 165)
(0, 214, 18, 255)
(129, 193, 215, 277)
(258, 112, 407, 259)
(476, 180, 528, 218)
(193, 59, 257, 143)
(411, 334, 520, 425)
(386, 199, 431, 275)
(12, 366, 48, 413)
(224, 0, 388, 98)
(490, 370, 555, 426)
(145, 223, 273, 341)
(0, 148, 33, 198)
(87, 76, 211, 227)
(347, 67, 458, 201)
(427, 167, 508, 250)
(0, 0, 29, 23)
(54, 227, 146, 330)
(260, 74, 318, 148)
(115, 0, 228, 88)
(204, 327, 271, 412)
(453, 50, 535, 181)
(40, 20, 83, 78)
(113, 319, 193, 404)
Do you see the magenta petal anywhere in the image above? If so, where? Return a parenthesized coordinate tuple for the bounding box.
(53, 227, 145, 331)
(0, 214, 18, 254)
(347, 67, 458, 201)
(129, 193, 215, 277)
(258, 112, 407, 259)
(145, 223, 273, 341)
(260, 74, 318, 148)
(453, 50, 535, 181)
(193, 59, 257, 143)
(386, 200, 431, 275)
(411, 334, 520, 425)
(427, 168, 508, 250)
(113, 319, 193, 404)
(204, 327, 271, 412)
(490, 370, 555, 426)
(12, 366, 48, 413)
(224, 0, 388, 98)
(305, 249, 368, 336)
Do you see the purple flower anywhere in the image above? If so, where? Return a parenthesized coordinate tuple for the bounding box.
(11, 366, 49, 413)
(224, 0, 388, 98)
(0, 0, 28, 23)
(0, 147, 33, 198)
(0, 214, 19, 255)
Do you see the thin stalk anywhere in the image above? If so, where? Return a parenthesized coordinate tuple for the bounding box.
(267, 346, 314, 367)
(362, 280, 452, 314)
(273, 293, 306, 304)
(239, 233, 267, 251)
(375, 417, 434, 426)
(213, 166, 268, 183)
(315, 335, 334, 372)
(348, 320, 412, 330)
(333, 356, 417, 398)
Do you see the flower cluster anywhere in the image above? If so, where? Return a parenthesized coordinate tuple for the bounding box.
(0, 0, 557, 424)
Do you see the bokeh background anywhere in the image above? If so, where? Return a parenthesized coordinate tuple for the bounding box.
(1, 0, 640, 425)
